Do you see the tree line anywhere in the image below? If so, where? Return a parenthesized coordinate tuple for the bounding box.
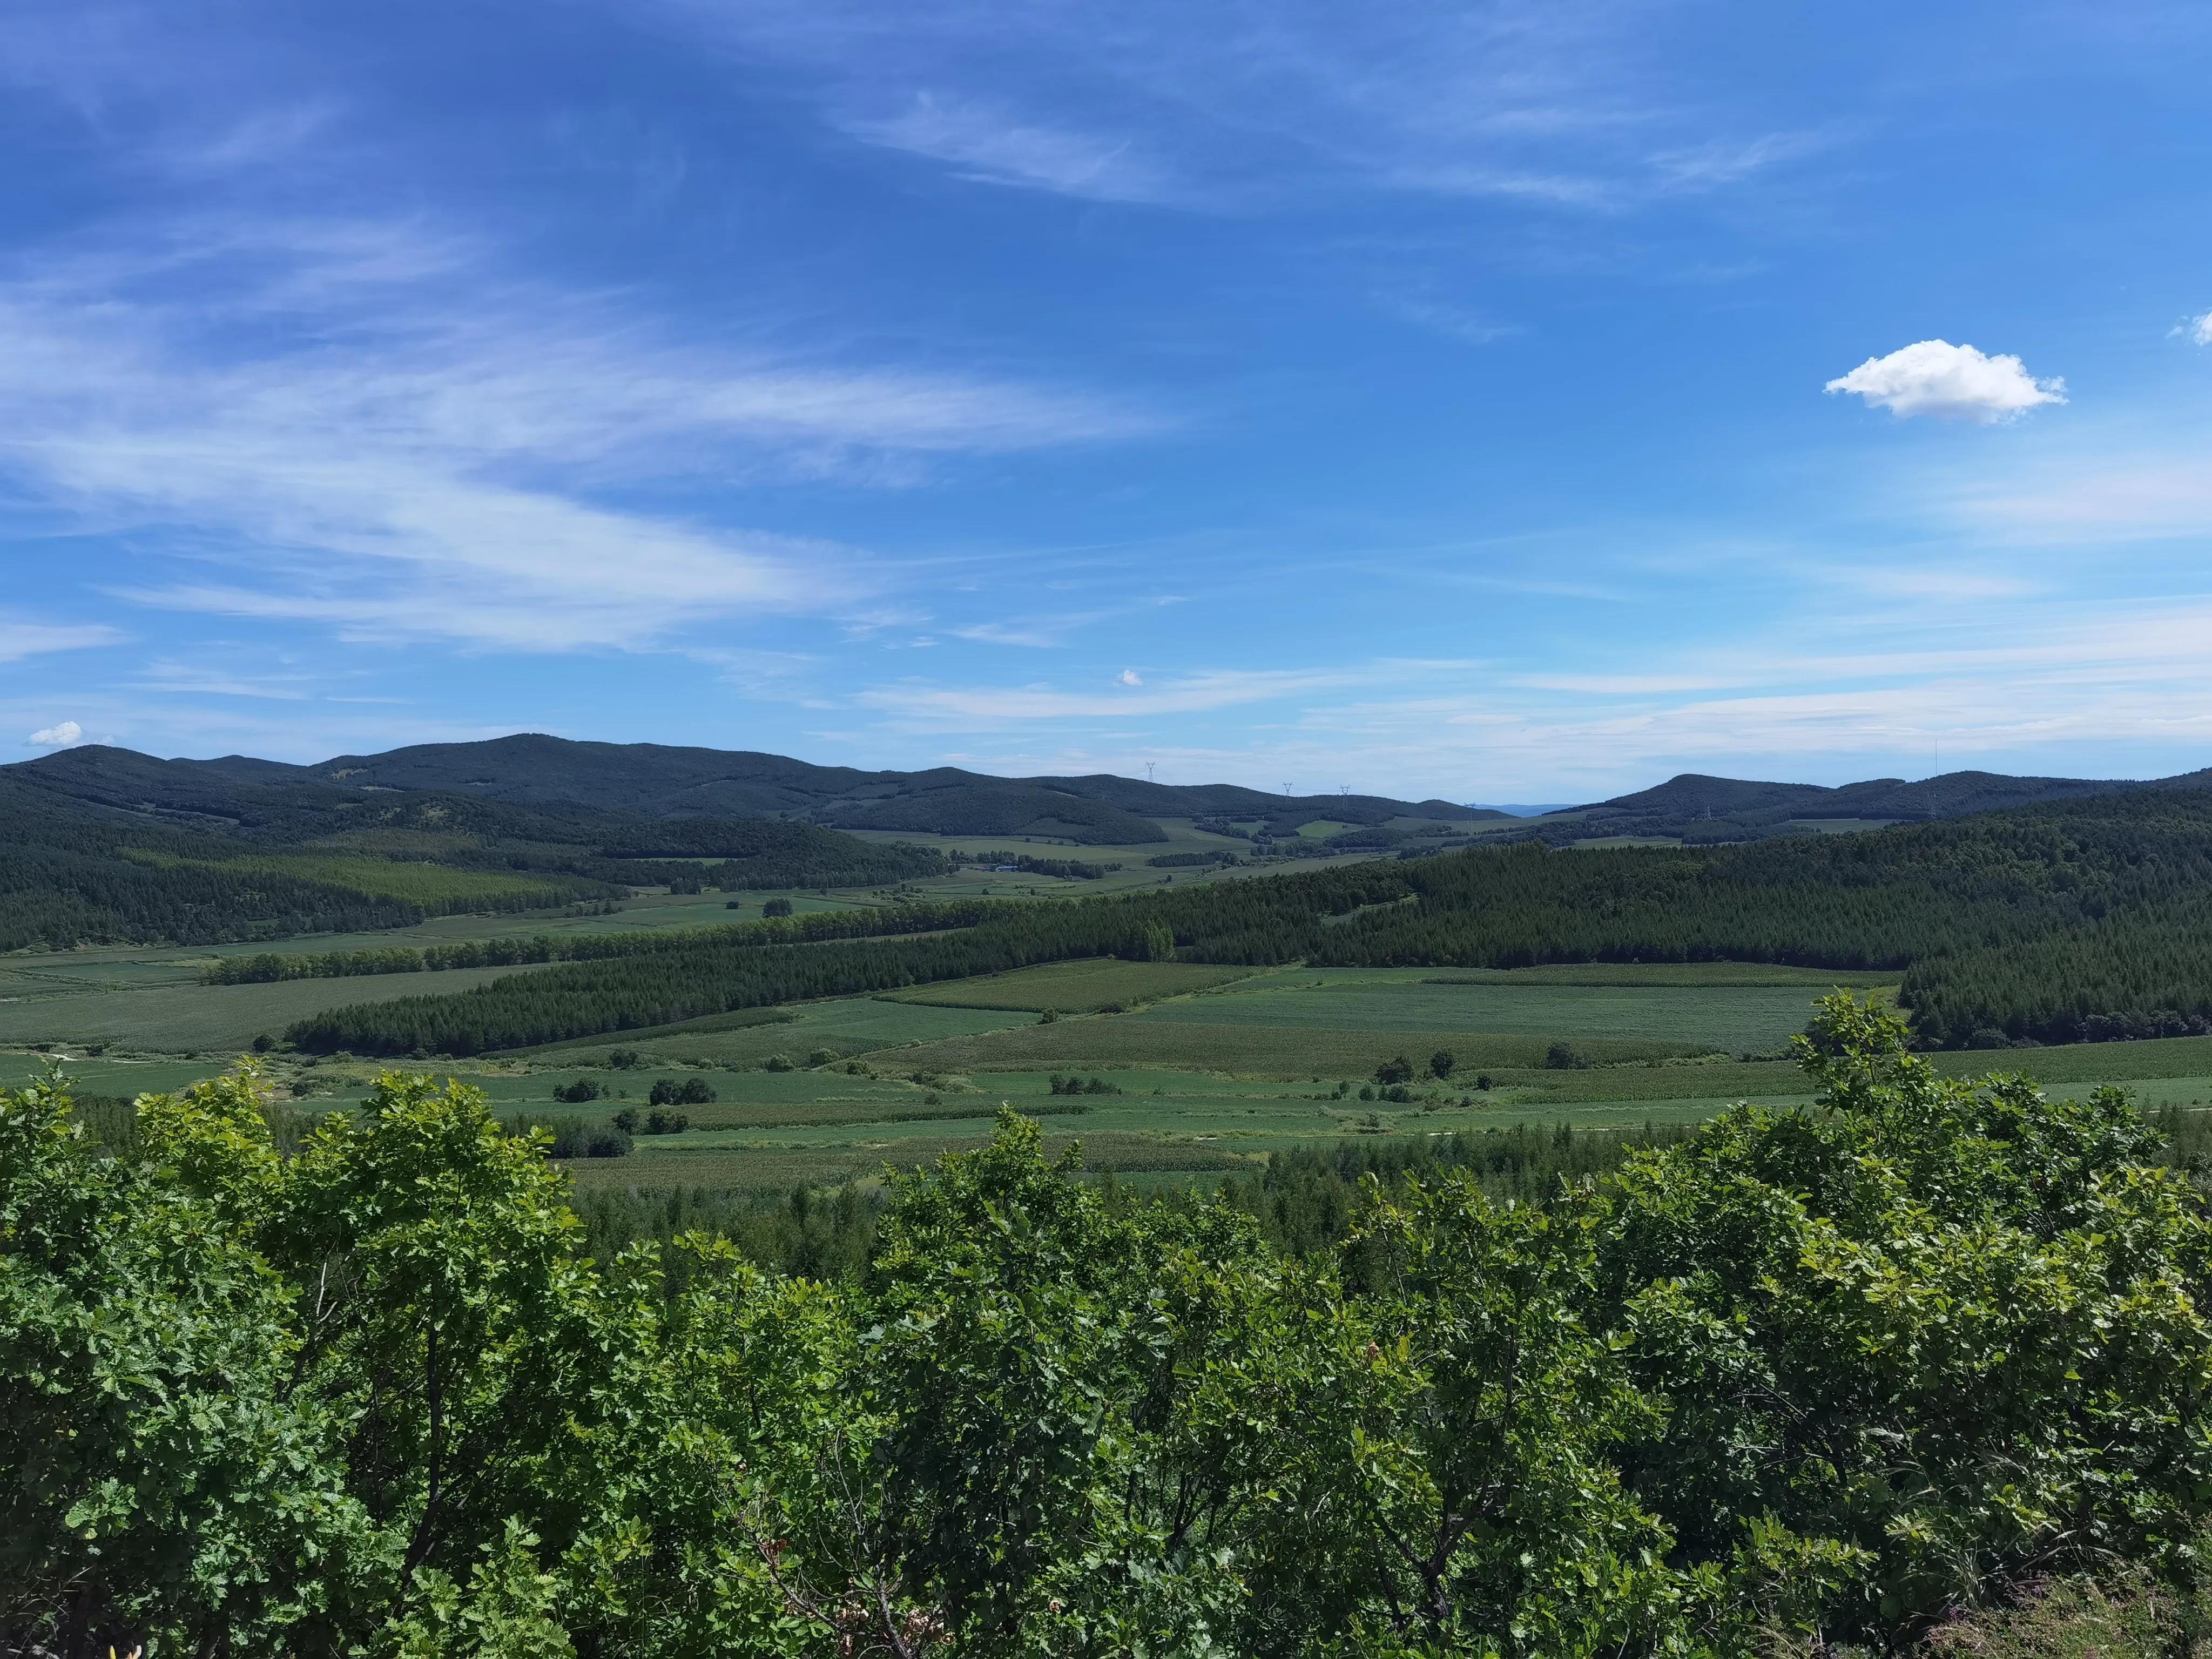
(11, 999, 2212, 1655)
(206, 898, 999, 986)
(284, 900, 1171, 1054)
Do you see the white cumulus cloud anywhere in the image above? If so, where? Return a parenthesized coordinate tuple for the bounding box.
(2186, 310, 2212, 346)
(1824, 340, 2065, 423)
(27, 719, 83, 747)
(1116, 668, 1143, 686)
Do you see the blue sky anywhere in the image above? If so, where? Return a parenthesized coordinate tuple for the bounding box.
(3, 1, 2210, 799)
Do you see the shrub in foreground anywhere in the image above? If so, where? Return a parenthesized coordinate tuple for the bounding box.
(3, 996, 2209, 1656)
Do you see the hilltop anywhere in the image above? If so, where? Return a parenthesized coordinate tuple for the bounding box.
(1524, 764, 2212, 845)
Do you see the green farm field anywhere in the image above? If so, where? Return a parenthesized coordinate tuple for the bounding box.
(876, 1019, 1697, 1078)
(520, 996, 1037, 1066)
(1124, 967, 1880, 1050)
(0, 961, 569, 1054)
(883, 958, 1261, 1011)
(0, 886, 884, 988)
(119, 849, 573, 907)
(15, 909, 2212, 1198)
(25, 1002, 2212, 1195)
(437, 1042, 2212, 1193)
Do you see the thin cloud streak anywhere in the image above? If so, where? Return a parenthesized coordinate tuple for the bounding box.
(841, 93, 1186, 205)
(647, 0, 1831, 216)
(0, 213, 1160, 651)
(855, 666, 1377, 726)
(0, 619, 125, 663)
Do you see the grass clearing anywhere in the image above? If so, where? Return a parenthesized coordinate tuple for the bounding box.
(883, 957, 1259, 1012)
(120, 849, 574, 907)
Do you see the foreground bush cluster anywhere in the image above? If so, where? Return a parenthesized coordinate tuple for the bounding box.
(5, 997, 2211, 1657)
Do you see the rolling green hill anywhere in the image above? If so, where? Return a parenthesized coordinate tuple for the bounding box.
(0, 754, 945, 951)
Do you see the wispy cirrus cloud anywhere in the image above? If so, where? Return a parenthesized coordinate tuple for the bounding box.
(0, 214, 1160, 652)
(856, 665, 1374, 727)
(645, 0, 1830, 215)
(0, 618, 124, 664)
(840, 93, 1183, 205)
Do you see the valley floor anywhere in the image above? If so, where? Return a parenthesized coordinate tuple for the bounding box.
(15, 900, 2211, 1195)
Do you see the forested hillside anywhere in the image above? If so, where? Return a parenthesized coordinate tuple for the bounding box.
(12, 1001, 2211, 1656)
(0, 760, 943, 951)
(0, 784, 592, 953)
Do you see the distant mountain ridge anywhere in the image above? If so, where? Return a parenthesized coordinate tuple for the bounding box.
(19, 734, 1491, 846)
(9, 736, 2209, 848)
(1545, 765, 2212, 845)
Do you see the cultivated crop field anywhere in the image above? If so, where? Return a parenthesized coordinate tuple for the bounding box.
(15, 913, 2212, 1198)
(0, 960, 569, 1053)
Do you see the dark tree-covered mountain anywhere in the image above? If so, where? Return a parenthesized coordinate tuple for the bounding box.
(1528, 763, 2212, 844)
(10, 736, 1496, 845)
(18, 734, 2209, 855)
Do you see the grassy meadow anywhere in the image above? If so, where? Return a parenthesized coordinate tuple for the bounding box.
(0, 961, 568, 1053)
